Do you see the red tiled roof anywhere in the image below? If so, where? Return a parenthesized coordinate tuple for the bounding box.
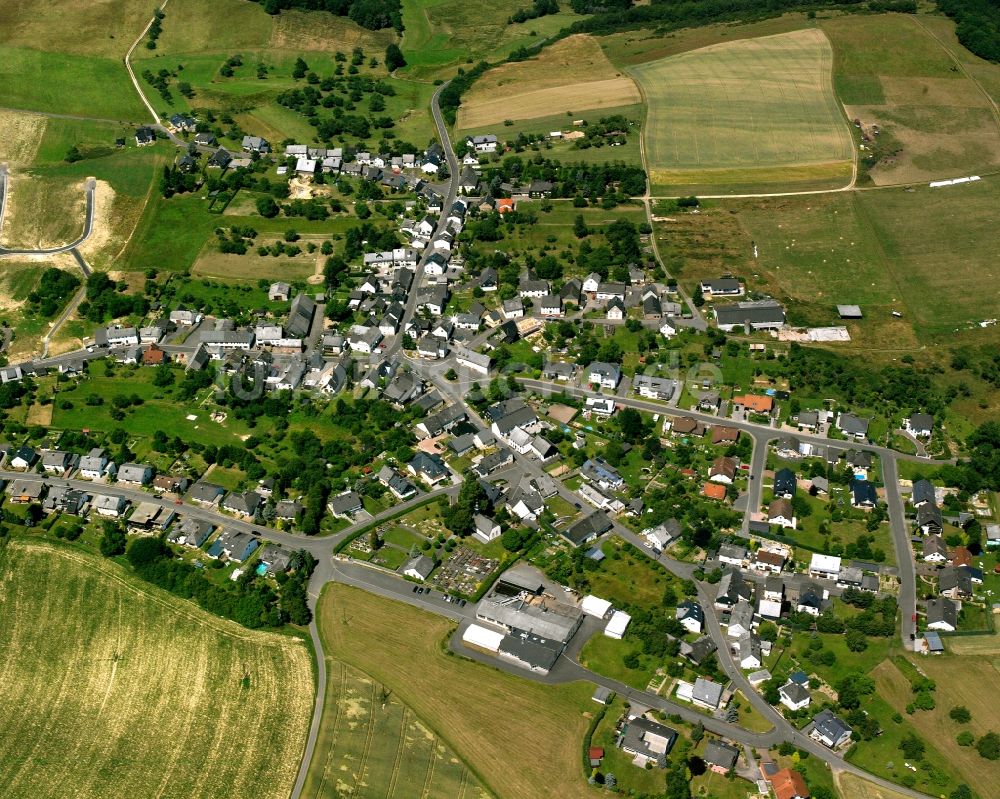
(703, 482, 727, 500)
(734, 394, 774, 413)
(771, 768, 809, 799)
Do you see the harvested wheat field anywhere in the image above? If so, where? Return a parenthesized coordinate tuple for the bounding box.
(457, 34, 640, 129)
(632, 28, 854, 193)
(0, 540, 313, 799)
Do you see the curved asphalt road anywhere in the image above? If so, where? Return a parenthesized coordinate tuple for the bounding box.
(0, 175, 97, 256)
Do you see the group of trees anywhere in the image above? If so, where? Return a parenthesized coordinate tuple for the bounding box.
(442, 476, 491, 537)
(509, 0, 560, 24)
(123, 536, 315, 628)
(78, 272, 148, 323)
(274, 51, 411, 145)
(26, 268, 81, 318)
(479, 155, 647, 198)
(252, 0, 402, 30)
(145, 8, 165, 50)
(939, 0, 1000, 62)
(160, 163, 200, 198)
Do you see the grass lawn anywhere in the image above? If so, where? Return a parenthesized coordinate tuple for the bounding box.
(691, 769, 756, 799)
(795, 632, 895, 687)
(869, 655, 1000, 798)
(0, 46, 146, 119)
(819, 14, 1000, 185)
(51, 368, 257, 450)
(400, 0, 578, 80)
(579, 633, 659, 690)
(584, 536, 687, 611)
(631, 29, 853, 194)
(845, 691, 961, 797)
(315, 583, 598, 799)
(731, 691, 773, 733)
(0, 539, 312, 799)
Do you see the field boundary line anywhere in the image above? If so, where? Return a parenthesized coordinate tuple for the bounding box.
(419, 735, 438, 799)
(384, 705, 408, 798)
(312, 660, 347, 798)
(355, 678, 380, 794)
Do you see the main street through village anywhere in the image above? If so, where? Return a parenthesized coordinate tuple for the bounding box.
(4, 57, 947, 799)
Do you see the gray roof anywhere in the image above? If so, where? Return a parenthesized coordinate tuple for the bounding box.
(714, 301, 785, 328)
(926, 597, 958, 628)
(404, 554, 435, 580)
(692, 677, 724, 707)
(780, 681, 811, 705)
(477, 595, 582, 643)
(703, 740, 739, 770)
(287, 293, 316, 338)
(561, 511, 612, 547)
(812, 708, 851, 745)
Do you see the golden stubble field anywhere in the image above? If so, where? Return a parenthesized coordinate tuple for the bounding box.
(457, 34, 641, 130)
(0, 540, 314, 799)
(631, 28, 854, 191)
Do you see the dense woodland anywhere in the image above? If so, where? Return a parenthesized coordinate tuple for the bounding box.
(938, 0, 1000, 62)
(250, 0, 403, 31)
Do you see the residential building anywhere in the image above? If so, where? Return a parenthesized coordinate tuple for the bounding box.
(587, 361, 621, 389)
(926, 598, 958, 632)
(676, 600, 704, 634)
(328, 491, 363, 519)
(836, 412, 870, 440)
(905, 413, 934, 438)
(709, 456, 737, 484)
(770, 769, 810, 799)
(617, 716, 677, 768)
(773, 468, 797, 498)
(703, 740, 739, 774)
(779, 681, 811, 711)
(222, 490, 261, 519)
(810, 709, 852, 749)
(808, 553, 841, 580)
(117, 462, 153, 485)
(633, 374, 676, 401)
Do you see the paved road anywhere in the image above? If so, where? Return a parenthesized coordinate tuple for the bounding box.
(516, 377, 926, 642)
(882, 455, 917, 648)
(516, 377, 952, 467)
(383, 80, 459, 363)
(290, 78, 461, 799)
(0, 164, 8, 235)
(0, 470, 459, 557)
(0, 177, 96, 255)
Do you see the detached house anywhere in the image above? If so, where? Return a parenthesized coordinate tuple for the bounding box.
(117, 462, 153, 485)
(222, 490, 261, 519)
(905, 412, 934, 438)
(587, 361, 621, 389)
(810, 709, 852, 749)
(836, 412, 870, 440)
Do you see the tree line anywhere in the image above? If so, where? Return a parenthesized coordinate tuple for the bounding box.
(251, 0, 403, 31)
